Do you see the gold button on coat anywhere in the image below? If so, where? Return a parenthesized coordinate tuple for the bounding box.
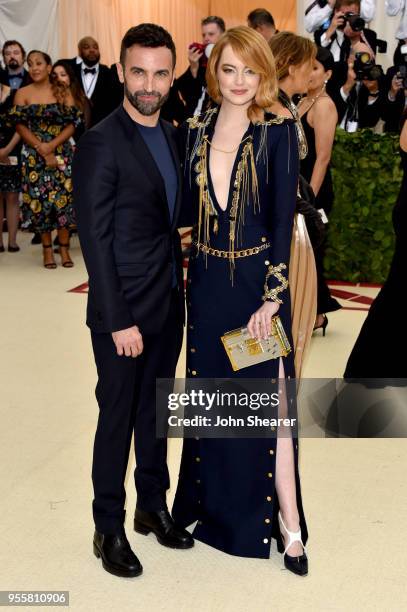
(267, 472, 273, 478)
(265, 260, 270, 266)
(195, 457, 200, 462)
(263, 538, 268, 544)
(265, 518, 270, 524)
(266, 496, 272, 502)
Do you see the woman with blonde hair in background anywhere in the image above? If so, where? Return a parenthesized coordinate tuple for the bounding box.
(172, 26, 309, 575)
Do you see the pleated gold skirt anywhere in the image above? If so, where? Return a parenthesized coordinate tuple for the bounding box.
(289, 213, 317, 378)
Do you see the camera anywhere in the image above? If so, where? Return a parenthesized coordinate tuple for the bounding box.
(397, 44, 407, 88)
(339, 12, 366, 32)
(353, 52, 383, 81)
(188, 42, 215, 68)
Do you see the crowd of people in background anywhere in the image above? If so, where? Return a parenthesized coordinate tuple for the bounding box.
(0, 4, 405, 341)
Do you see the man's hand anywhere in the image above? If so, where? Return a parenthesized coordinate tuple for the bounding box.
(390, 73, 404, 98)
(112, 325, 144, 357)
(247, 301, 280, 340)
(188, 45, 203, 78)
(325, 11, 345, 41)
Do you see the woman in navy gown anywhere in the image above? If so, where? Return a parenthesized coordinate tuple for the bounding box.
(172, 27, 314, 575)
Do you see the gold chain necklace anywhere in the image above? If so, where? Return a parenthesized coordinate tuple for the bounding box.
(206, 139, 241, 154)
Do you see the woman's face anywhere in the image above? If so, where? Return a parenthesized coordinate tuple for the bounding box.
(27, 53, 51, 82)
(308, 59, 330, 92)
(216, 44, 261, 108)
(52, 65, 70, 86)
(290, 60, 313, 95)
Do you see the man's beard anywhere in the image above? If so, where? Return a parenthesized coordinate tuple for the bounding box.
(124, 83, 170, 116)
(82, 55, 100, 67)
(7, 59, 20, 70)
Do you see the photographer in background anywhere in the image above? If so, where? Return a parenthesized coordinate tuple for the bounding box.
(314, 0, 377, 62)
(176, 15, 225, 117)
(305, 0, 376, 34)
(382, 49, 407, 132)
(247, 8, 277, 42)
(332, 51, 386, 131)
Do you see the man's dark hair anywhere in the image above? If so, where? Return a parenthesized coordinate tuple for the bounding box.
(334, 0, 360, 10)
(2, 40, 26, 59)
(201, 16, 226, 32)
(247, 8, 276, 28)
(120, 23, 176, 67)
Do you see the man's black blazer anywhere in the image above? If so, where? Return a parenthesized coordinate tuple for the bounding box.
(72, 104, 185, 335)
(0, 67, 30, 88)
(64, 58, 119, 126)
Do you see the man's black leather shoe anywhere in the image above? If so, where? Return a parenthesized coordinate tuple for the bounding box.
(134, 509, 194, 549)
(93, 531, 143, 578)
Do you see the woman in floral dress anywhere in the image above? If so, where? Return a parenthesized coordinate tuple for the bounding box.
(11, 50, 82, 268)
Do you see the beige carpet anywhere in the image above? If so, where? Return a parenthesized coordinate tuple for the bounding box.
(1, 232, 406, 612)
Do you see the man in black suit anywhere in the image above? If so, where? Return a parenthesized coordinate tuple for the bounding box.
(65, 36, 119, 126)
(0, 40, 30, 89)
(73, 23, 193, 578)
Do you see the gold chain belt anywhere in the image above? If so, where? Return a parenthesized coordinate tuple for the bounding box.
(193, 240, 270, 259)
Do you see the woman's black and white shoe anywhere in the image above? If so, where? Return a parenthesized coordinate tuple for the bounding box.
(278, 511, 308, 576)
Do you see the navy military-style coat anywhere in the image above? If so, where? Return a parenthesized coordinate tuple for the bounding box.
(172, 107, 308, 559)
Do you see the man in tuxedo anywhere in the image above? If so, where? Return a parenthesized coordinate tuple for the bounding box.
(0, 40, 30, 88)
(73, 23, 193, 579)
(65, 36, 119, 126)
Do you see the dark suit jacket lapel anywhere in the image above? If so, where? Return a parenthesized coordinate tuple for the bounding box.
(116, 105, 169, 223)
(160, 119, 182, 231)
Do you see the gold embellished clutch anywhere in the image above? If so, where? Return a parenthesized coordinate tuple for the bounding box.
(221, 316, 291, 372)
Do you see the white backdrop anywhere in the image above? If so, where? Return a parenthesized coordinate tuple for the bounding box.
(0, 0, 59, 61)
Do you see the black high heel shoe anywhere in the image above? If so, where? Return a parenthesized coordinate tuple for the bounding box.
(42, 244, 57, 269)
(59, 242, 74, 268)
(313, 314, 328, 336)
(277, 511, 308, 576)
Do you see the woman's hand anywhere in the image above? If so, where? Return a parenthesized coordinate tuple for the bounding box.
(247, 301, 280, 340)
(44, 153, 58, 168)
(0, 148, 11, 164)
(36, 142, 54, 158)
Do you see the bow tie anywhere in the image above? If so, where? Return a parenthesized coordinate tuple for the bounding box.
(83, 67, 96, 75)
